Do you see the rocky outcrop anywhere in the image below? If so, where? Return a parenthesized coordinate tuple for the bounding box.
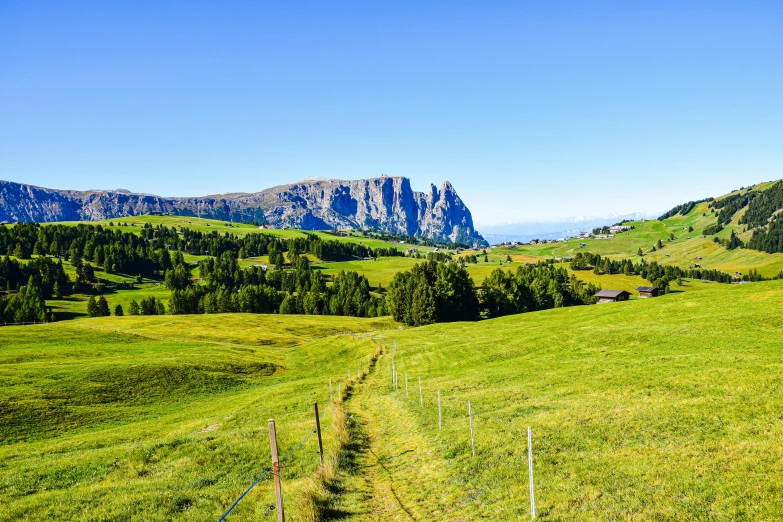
(0, 176, 487, 246)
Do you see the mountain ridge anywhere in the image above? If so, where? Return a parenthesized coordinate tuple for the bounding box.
(0, 176, 488, 246)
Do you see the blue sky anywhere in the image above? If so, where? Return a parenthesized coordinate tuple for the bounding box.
(1, 1, 782, 228)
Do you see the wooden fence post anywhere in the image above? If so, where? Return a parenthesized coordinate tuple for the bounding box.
(268, 419, 285, 521)
(528, 427, 536, 518)
(314, 403, 324, 467)
(468, 401, 475, 457)
(418, 376, 423, 406)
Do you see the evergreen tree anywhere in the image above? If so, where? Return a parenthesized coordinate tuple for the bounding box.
(114, 304, 124, 316)
(87, 296, 99, 317)
(97, 296, 110, 317)
(128, 300, 140, 315)
(69, 245, 82, 266)
(410, 284, 437, 326)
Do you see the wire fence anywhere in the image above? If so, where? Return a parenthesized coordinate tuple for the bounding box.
(217, 335, 382, 521)
(385, 343, 733, 521)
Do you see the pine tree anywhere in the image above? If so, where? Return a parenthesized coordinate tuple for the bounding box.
(87, 296, 99, 317)
(128, 300, 140, 315)
(97, 296, 110, 317)
(114, 304, 124, 316)
(410, 284, 437, 326)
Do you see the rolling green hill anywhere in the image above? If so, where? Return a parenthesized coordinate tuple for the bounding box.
(4, 279, 783, 520)
(496, 180, 783, 278)
(330, 279, 783, 520)
(0, 314, 393, 521)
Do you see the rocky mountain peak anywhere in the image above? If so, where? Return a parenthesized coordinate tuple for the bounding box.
(0, 177, 487, 246)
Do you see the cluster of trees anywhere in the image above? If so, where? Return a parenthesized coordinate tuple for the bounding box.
(569, 251, 765, 287)
(386, 261, 479, 326)
(479, 264, 600, 319)
(385, 260, 603, 326)
(702, 222, 724, 235)
(0, 276, 48, 323)
(168, 251, 384, 317)
(746, 218, 783, 253)
(0, 255, 68, 298)
(736, 181, 783, 253)
(658, 198, 713, 220)
(86, 296, 111, 317)
(0, 223, 178, 278)
(128, 296, 166, 316)
(715, 230, 744, 250)
(161, 227, 403, 262)
(738, 182, 783, 228)
(458, 254, 481, 264)
(711, 191, 756, 226)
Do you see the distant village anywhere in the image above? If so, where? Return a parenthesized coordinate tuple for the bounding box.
(491, 224, 634, 248)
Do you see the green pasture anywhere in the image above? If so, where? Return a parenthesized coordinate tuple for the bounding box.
(0, 314, 394, 521)
(338, 279, 783, 520)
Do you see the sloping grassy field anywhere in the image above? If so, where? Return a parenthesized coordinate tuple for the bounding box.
(4, 281, 783, 520)
(49, 215, 414, 251)
(501, 193, 783, 277)
(330, 279, 783, 521)
(0, 314, 394, 521)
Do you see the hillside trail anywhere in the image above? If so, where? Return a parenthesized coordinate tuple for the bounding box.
(327, 357, 474, 521)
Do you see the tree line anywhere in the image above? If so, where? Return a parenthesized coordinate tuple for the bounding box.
(569, 251, 767, 287)
(167, 251, 385, 317)
(385, 260, 601, 326)
(657, 197, 713, 220)
(0, 276, 48, 324)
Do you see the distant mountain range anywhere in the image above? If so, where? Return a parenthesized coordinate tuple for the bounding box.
(0, 176, 488, 246)
(481, 212, 660, 244)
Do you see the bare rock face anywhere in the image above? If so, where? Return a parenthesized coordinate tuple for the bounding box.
(0, 176, 487, 246)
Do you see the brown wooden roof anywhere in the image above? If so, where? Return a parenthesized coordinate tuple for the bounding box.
(594, 289, 630, 298)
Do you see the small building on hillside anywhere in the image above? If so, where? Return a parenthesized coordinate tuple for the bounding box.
(636, 286, 659, 298)
(594, 289, 631, 303)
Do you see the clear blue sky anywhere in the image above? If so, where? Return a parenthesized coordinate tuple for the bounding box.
(2, 1, 782, 227)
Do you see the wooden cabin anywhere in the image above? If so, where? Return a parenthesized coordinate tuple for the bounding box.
(636, 286, 659, 298)
(594, 289, 631, 303)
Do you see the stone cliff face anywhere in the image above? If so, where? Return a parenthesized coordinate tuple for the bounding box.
(0, 176, 487, 246)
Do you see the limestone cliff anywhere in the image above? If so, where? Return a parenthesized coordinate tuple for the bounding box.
(0, 176, 487, 246)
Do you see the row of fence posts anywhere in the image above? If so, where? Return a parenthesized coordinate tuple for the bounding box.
(227, 336, 536, 520)
(228, 336, 381, 521)
(390, 340, 537, 519)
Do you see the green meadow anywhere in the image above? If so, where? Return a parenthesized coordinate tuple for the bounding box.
(331, 279, 783, 521)
(0, 314, 393, 521)
(50, 215, 415, 252)
(502, 193, 783, 278)
(3, 280, 783, 520)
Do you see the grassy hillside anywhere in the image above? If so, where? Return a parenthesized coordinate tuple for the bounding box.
(498, 182, 783, 278)
(333, 279, 783, 520)
(50, 214, 416, 251)
(4, 278, 783, 519)
(0, 314, 394, 521)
